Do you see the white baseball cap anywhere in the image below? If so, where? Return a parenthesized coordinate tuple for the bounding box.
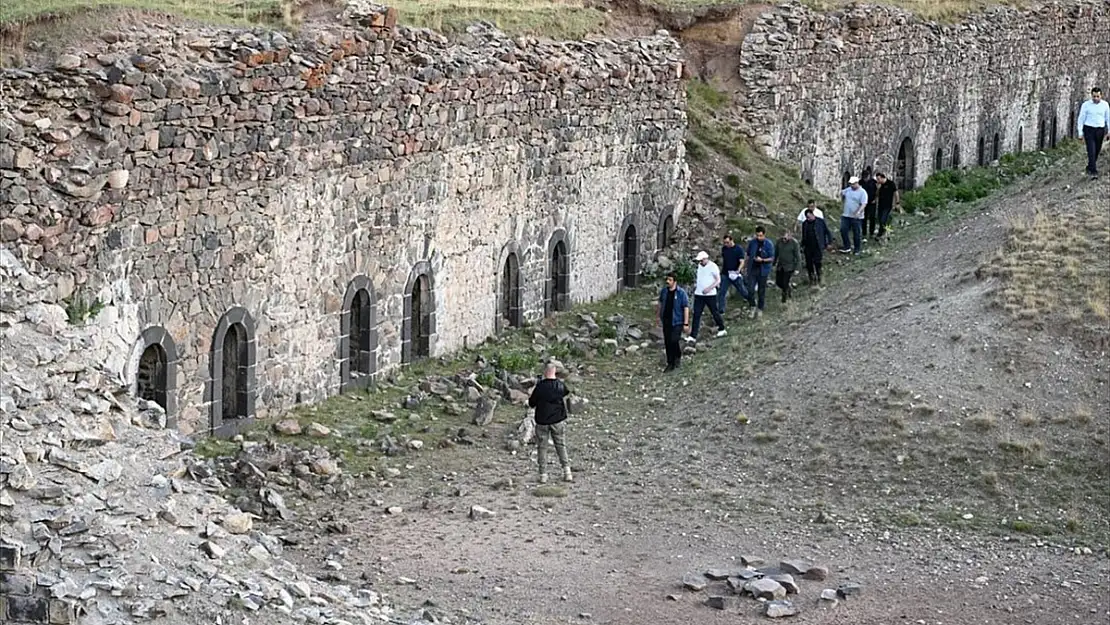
(695, 251, 709, 261)
(848, 176, 860, 184)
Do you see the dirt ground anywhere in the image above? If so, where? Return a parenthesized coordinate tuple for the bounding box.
(254, 160, 1110, 624)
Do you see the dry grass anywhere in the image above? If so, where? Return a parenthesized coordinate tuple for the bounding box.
(801, 0, 1027, 21)
(0, 0, 285, 26)
(984, 201, 1110, 347)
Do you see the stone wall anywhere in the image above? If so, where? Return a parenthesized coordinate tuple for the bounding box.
(737, 0, 1110, 194)
(0, 5, 689, 434)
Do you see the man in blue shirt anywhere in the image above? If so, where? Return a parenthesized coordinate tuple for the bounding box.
(1078, 87, 1109, 178)
(742, 227, 775, 319)
(717, 234, 751, 313)
(655, 272, 690, 372)
(839, 176, 868, 255)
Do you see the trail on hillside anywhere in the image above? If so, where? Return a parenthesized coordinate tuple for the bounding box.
(269, 163, 1110, 625)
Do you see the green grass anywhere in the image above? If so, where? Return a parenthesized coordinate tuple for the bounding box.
(901, 148, 1075, 214)
(0, 0, 284, 26)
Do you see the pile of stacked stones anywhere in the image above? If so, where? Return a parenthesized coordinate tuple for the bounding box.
(0, 247, 449, 625)
(677, 557, 860, 618)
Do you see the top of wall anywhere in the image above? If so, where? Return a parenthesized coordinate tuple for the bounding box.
(0, 1, 683, 88)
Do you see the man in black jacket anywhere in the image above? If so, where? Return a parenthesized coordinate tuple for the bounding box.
(528, 362, 572, 484)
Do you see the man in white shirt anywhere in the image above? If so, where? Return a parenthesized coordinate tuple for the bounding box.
(687, 250, 727, 342)
(1078, 87, 1109, 178)
(795, 199, 824, 230)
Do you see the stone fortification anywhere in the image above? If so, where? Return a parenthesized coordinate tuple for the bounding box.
(0, 4, 689, 435)
(737, 0, 1109, 194)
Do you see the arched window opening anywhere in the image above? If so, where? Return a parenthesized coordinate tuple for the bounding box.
(992, 132, 1000, 161)
(403, 270, 434, 364)
(500, 252, 522, 329)
(895, 137, 915, 191)
(933, 147, 944, 172)
(209, 307, 256, 436)
(657, 214, 675, 251)
(547, 237, 569, 315)
(621, 224, 639, 289)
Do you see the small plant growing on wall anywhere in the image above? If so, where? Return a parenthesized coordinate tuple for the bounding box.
(64, 291, 105, 325)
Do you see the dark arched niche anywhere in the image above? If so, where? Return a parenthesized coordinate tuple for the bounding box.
(209, 306, 257, 436)
(340, 275, 378, 392)
(496, 241, 524, 332)
(133, 326, 179, 428)
(616, 213, 642, 291)
(402, 261, 436, 364)
(545, 229, 570, 316)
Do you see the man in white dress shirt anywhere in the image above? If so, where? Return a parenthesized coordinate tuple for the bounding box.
(1078, 87, 1109, 178)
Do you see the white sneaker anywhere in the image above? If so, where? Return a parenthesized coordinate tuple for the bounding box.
(683, 336, 696, 343)
(715, 329, 727, 338)
(563, 467, 573, 483)
(749, 308, 757, 319)
(539, 473, 549, 484)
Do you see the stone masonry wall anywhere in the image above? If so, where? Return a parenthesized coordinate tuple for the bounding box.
(0, 5, 689, 435)
(737, 0, 1110, 195)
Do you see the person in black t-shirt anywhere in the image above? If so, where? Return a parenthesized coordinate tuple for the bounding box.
(874, 172, 899, 240)
(528, 362, 573, 484)
(860, 167, 879, 239)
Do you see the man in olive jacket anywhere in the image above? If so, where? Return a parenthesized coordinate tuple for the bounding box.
(774, 229, 802, 304)
(528, 362, 572, 484)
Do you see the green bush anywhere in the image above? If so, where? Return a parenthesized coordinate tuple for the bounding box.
(495, 350, 535, 374)
(672, 259, 697, 286)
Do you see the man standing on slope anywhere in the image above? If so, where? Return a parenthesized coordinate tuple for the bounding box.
(839, 176, 868, 255)
(800, 208, 831, 286)
(743, 227, 776, 319)
(775, 229, 802, 305)
(860, 167, 879, 240)
(655, 272, 690, 372)
(874, 171, 899, 242)
(688, 251, 727, 341)
(528, 362, 572, 484)
(717, 234, 750, 314)
(1078, 87, 1109, 179)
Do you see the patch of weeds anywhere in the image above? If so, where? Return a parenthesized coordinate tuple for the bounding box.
(863, 435, 896, 450)
(912, 404, 937, 418)
(752, 431, 779, 444)
(532, 485, 568, 498)
(894, 512, 922, 527)
(1010, 519, 1055, 536)
(724, 173, 741, 188)
(887, 414, 906, 430)
(1072, 405, 1093, 426)
(494, 349, 537, 374)
(1017, 410, 1039, 427)
(599, 325, 618, 340)
(967, 412, 998, 431)
(980, 470, 999, 486)
(195, 437, 239, 458)
(64, 292, 105, 325)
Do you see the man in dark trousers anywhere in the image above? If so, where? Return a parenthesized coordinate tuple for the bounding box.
(1078, 87, 1109, 178)
(742, 227, 775, 319)
(774, 229, 802, 304)
(874, 172, 899, 241)
(655, 272, 690, 372)
(860, 167, 879, 239)
(717, 234, 750, 313)
(800, 208, 830, 286)
(528, 362, 572, 484)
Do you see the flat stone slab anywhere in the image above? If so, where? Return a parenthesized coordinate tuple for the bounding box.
(764, 600, 799, 618)
(682, 572, 708, 592)
(744, 578, 786, 601)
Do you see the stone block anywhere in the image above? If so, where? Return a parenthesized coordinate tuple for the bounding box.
(0, 572, 36, 596)
(6, 595, 49, 622)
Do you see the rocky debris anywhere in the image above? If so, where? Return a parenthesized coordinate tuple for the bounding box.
(468, 505, 495, 520)
(0, 249, 429, 625)
(273, 419, 302, 435)
(764, 600, 798, 618)
(473, 395, 497, 427)
(836, 581, 862, 599)
(678, 557, 835, 617)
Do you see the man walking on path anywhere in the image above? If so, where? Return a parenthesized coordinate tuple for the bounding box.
(528, 362, 572, 484)
(795, 199, 824, 233)
(689, 251, 727, 341)
(1078, 87, 1109, 178)
(717, 235, 750, 313)
(800, 208, 830, 285)
(743, 227, 775, 319)
(860, 167, 879, 239)
(775, 229, 802, 304)
(874, 172, 899, 241)
(655, 272, 690, 372)
(839, 176, 868, 254)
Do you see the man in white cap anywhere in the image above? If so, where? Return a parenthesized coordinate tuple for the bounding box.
(688, 250, 727, 342)
(839, 175, 868, 255)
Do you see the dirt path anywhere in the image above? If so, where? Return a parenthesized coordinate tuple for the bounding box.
(273, 168, 1110, 624)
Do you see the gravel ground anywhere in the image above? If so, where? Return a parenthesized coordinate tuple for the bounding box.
(273, 167, 1110, 625)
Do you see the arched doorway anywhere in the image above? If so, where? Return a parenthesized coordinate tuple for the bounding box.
(992, 132, 1000, 161)
(952, 143, 961, 168)
(209, 306, 256, 435)
(340, 277, 377, 391)
(657, 214, 674, 251)
(1017, 127, 1024, 153)
(933, 147, 944, 172)
(1068, 109, 1075, 139)
(500, 252, 522, 328)
(841, 170, 852, 189)
(895, 137, 915, 190)
(547, 235, 569, 315)
(977, 136, 986, 166)
(1050, 115, 1058, 148)
(621, 223, 639, 289)
(137, 343, 168, 408)
(1038, 119, 1047, 150)
(403, 264, 434, 364)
